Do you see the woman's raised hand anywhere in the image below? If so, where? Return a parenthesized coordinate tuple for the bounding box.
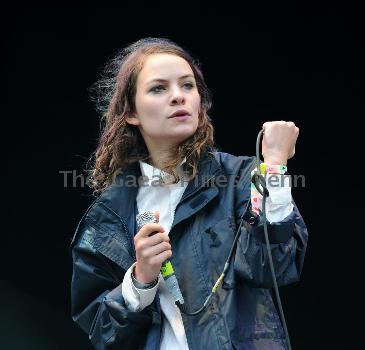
(261, 121, 300, 165)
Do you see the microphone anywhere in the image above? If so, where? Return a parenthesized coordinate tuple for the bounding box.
(136, 211, 184, 305)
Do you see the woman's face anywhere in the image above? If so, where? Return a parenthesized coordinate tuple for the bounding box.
(126, 53, 201, 155)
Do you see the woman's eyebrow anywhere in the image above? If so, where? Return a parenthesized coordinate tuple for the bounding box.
(146, 74, 195, 85)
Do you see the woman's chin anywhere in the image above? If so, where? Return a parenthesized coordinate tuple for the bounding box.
(170, 130, 196, 143)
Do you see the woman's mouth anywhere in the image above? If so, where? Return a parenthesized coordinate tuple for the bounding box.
(169, 109, 191, 119)
(171, 114, 190, 121)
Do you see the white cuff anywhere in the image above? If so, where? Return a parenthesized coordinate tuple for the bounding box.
(266, 174, 291, 204)
(121, 262, 159, 312)
(265, 174, 293, 223)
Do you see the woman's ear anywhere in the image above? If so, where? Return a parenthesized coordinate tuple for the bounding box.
(125, 114, 140, 126)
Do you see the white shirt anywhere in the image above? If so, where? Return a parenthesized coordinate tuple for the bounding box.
(122, 158, 293, 350)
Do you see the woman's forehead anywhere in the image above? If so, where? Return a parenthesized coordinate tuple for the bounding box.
(138, 53, 194, 85)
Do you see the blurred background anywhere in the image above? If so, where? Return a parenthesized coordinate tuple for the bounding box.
(3, 2, 363, 349)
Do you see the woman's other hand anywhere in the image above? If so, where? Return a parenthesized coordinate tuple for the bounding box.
(133, 212, 172, 284)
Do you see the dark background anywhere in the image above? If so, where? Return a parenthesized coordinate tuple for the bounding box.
(2, 2, 363, 349)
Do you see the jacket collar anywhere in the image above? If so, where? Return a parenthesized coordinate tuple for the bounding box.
(171, 151, 223, 230)
(180, 151, 221, 202)
(98, 151, 222, 215)
(95, 151, 223, 245)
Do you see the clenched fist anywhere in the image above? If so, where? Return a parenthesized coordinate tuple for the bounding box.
(261, 121, 299, 165)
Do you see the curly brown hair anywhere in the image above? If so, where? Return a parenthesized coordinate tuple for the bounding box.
(86, 37, 216, 196)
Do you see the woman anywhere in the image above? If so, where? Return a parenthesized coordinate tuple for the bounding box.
(70, 37, 308, 350)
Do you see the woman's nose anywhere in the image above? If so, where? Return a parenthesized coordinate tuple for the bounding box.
(170, 87, 185, 105)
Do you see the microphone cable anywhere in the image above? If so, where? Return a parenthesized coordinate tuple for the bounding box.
(251, 129, 292, 350)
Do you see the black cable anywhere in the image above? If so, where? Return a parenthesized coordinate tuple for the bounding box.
(252, 129, 292, 350)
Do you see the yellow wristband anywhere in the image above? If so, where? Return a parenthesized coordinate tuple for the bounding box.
(260, 163, 288, 175)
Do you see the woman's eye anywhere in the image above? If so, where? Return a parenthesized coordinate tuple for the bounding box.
(183, 82, 194, 89)
(150, 85, 165, 93)
(150, 82, 195, 93)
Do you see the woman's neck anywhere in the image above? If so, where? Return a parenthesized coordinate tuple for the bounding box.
(147, 149, 175, 171)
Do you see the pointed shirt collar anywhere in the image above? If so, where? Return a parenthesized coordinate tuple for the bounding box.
(138, 157, 187, 185)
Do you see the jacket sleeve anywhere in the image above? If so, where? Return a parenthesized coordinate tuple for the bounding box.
(233, 156, 309, 288)
(70, 219, 155, 350)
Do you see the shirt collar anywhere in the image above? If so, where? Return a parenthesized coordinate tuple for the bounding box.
(138, 157, 187, 184)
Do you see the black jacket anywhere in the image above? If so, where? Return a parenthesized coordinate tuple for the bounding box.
(70, 151, 308, 350)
